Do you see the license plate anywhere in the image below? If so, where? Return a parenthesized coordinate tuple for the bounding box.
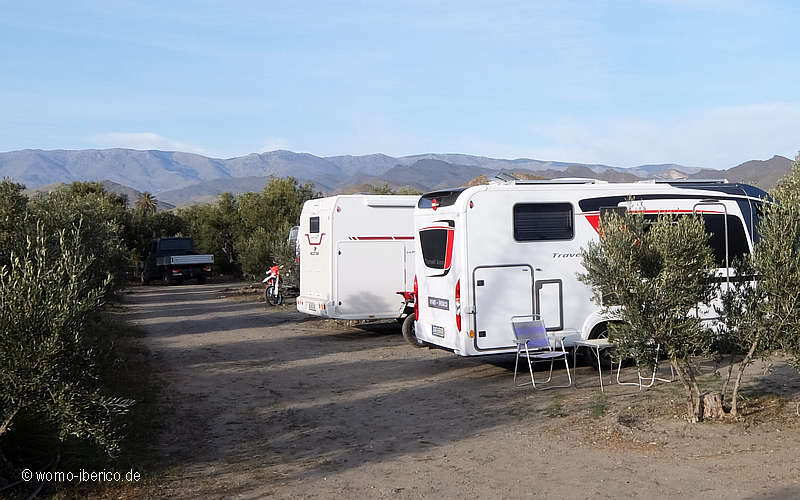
(428, 297, 450, 310)
(432, 325, 445, 338)
(308, 302, 316, 311)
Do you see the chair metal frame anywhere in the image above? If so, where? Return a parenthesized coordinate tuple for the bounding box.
(511, 314, 572, 390)
(615, 343, 675, 390)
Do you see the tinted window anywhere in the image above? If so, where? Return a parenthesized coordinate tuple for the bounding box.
(158, 239, 194, 252)
(420, 225, 453, 269)
(513, 203, 573, 241)
(703, 214, 750, 266)
(643, 214, 750, 267)
(310, 217, 320, 233)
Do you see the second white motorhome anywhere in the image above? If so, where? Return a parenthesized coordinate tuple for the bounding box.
(412, 179, 767, 357)
(296, 194, 418, 320)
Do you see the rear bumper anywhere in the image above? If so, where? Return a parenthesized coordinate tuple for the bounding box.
(296, 296, 333, 317)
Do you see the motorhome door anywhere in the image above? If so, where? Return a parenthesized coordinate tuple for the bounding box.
(473, 265, 534, 350)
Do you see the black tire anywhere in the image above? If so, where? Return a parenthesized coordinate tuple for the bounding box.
(162, 271, 172, 285)
(197, 275, 206, 284)
(582, 324, 613, 369)
(265, 286, 283, 306)
(402, 315, 424, 347)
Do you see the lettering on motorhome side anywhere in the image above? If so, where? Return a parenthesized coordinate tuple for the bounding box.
(552, 252, 581, 258)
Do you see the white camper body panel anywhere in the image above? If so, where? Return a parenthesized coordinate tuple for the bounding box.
(413, 181, 764, 356)
(297, 195, 418, 320)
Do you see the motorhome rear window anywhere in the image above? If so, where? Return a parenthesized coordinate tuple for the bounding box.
(419, 224, 454, 269)
(310, 217, 320, 233)
(513, 203, 574, 241)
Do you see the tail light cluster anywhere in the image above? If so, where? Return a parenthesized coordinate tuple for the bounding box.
(455, 279, 461, 331)
(413, 275, 419, 321)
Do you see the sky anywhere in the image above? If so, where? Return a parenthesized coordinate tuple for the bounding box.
(1, 0, 799, 169)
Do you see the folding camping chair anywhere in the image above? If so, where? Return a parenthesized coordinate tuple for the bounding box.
(512, 315, 572, 390)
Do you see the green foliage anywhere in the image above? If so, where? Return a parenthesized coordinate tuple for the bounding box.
(367, 182, 395, 194)
(0, 224, 133, 457)
(133, 192, 158, 215)
(0, 180, 28, 263)
(393, 185, 423, 195)
(27, 182, 130, 294)
(758, 154, 800, 366)
(180, 177, 317, 277)
(178, 193, 240, 273)
(579, 208, 718, 421)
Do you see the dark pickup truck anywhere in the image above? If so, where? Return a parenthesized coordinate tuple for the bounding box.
(141, 237, 214, 285)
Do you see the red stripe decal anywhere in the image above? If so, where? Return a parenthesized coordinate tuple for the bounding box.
(349, 236, 414, 240)
(582, 209, 725, 235)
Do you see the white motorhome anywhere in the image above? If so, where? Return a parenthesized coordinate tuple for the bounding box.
(412, 179, 767, 357)
(297, 194, 419, 320)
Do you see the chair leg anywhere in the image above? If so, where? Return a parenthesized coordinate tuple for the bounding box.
(544, 359, 554, 383)
(526, 346, 536, 389)
(513, 346, 520, 386)
(563, 355, 572, 387)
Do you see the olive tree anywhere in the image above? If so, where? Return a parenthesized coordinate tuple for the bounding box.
(0, 224, 133, 462)
(579, 209, 719, 422)
(717, 154, 800, 416)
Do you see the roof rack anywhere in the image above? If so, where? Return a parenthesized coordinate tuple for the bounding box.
(652, 179, 729, 184)
(514, 177, 605, 185)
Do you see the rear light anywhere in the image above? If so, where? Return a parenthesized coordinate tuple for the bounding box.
(172, 269, 181, 274)
(413, 275, 419, 321)
(202, 266, 211, 272)
(455, 279, 461, 331)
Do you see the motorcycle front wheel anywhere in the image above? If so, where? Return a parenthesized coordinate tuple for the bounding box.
(265, 285, 283, 306)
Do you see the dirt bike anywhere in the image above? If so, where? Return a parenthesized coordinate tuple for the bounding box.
(263, 265, 284, 306)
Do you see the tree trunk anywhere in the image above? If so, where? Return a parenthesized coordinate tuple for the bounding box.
(684, 360, 704, 421)
(702, 392, 726, 419)
(671, 357, 700, 422)
(730, 331, 761, 418)
(720, 351, 736, 406)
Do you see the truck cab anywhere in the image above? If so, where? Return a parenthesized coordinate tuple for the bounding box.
(141, 237, 214, 285)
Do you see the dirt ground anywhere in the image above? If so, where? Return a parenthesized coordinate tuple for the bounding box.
(117, 282, 800, 499)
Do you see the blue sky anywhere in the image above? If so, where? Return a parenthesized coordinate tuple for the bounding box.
(1, 0, 799, 168)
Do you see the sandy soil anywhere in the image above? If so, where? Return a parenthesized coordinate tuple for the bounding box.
(118, 282, 800, 499)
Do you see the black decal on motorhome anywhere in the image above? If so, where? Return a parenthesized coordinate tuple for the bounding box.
(418, 189, 468, 209)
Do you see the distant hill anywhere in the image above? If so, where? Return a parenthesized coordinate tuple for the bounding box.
(1, 147, 792, 205)
(688, 155, 792, 190)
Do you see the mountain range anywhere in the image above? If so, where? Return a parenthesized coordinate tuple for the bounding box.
(0, 148, 792, 207)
